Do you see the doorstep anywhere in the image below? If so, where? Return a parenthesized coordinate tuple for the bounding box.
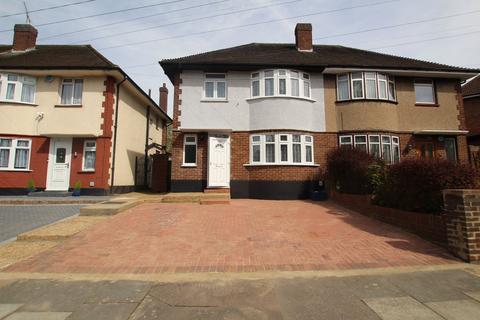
(162, 192, 230, 204)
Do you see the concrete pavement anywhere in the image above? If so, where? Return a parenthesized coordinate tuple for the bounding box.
(1, 268, 480, 319)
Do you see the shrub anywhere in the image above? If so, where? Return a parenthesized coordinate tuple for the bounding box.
(27, 179, 35, 191)
(74, 181, 82, 190)
(375, 159, 477, 213)
(326, 147, 378, 194)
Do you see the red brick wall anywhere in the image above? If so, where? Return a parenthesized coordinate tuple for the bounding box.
(99, 76, 115, 191)
(0, 135, 49, 190)
(464, 97, 480, 136)
(172, 73, 182, 129)
(171, 131, 208, 181)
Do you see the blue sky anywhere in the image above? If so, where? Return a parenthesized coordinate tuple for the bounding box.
(1, 0, 479, 115)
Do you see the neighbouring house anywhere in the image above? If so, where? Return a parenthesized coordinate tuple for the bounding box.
(0, 24, 171, 195)
(159, 23, 478, 199)
(462, 75, 480, 169)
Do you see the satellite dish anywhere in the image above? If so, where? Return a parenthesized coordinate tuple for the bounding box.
(45, 75, 54, 82)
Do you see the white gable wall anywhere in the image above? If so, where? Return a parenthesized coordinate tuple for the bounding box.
(179, 70, 326, 132)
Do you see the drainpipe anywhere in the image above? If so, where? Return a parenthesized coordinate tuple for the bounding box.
(110, 75, 128, 193)
(144, 105, 151, 189)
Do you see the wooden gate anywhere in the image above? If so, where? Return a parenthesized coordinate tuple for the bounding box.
(150, 153, 170, 193)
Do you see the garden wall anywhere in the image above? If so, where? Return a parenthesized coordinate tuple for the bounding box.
(329, 191, 447, 245)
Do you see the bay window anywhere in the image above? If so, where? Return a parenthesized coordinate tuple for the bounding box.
(250, 69, 311, 99)
(414, 79, 436, 104)
(183, 135, 197, 166)
(0, 138, 31, 171)
(336, 72, 396, 102)
(0, 73, 36, 104)
(60, 79, 83, 105)
(204, 74, 227, 100)
(249, 133, 314, 165)
(339, 134, 400, 164)
(83, 140, 96, 171)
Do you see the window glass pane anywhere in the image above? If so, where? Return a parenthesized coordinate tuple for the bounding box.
(206, 74, 225, 79)
(264, 70, 274, 77)
(185, 136, 196, 143)
(56, 148, 66, 163)
(305, 136, 312, 143)
(369, 135, 380, 143)
(355, 136, 367, 143)
(265, 135, 275, 142)
(338, 79, 349, 100)
(0, 149, 9, 167)
(356, 144, 368, 153)
(290, 71, 299, 78)
(382, 144, 391, 163)
(21, 84, 35, 103)
(338, 74, 348, 82)
(252, 72, 259, 78)
(6, 83, 15, 100)
(184, 145, 196, 163)
(85, 141, 96, 148)
(415, 83, 435, 103)
(73, 80, 83, 104)
(216, 82, 226, 98)
(14, 149, 29, 169)
(84, 150, 96, 169)
(61, 83, 73, 104)
(7, 75, 18, 81)
(292, 135, 301, 143)
(205, 82, 214, 98)
(306, 145, 312, 162)
(388, 81, 396, 101)
(252, 145, 260, 162)
(17, 140, 29, 147)
(393, 144, 400, 163)
(280, 144, 288, 161)
(378, 81, 387, 99)
(366, 79, 377, 99)
(265, 78, 274, 96)
(340, 136, 352, 144)
(280, 135, 288, 141)
(352, 80, 363, 98)
(252, 80, 260, 97)
(252, 136, 260, 142)
(279, 70, 286, 76)
(370, 144, 380, 158)
(304, 81, 310, 97)
(352, 72, 363, 80)
(266, 144, 275, 162)
(303, 73, 310, 80)
(444, 138, 457, 162)
(291, 79, 299, 96)
(0, 139, 12, 147)
(293, 144, 301, 163)
(279, 79, 286, 95)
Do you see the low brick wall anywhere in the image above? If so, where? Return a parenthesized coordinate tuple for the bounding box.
(330, 191, 447, 245)
(443, 189, 480, 263)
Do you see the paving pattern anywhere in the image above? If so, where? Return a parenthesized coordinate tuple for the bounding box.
(0, 269, 480, 319)
(4, 200, 457, 274)
(0, 205, 83, 242)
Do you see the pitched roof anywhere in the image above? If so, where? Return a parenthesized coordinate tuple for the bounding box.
(463, 75, 480, 97)
(160, 43, 478, 78)
(0, 45, 117, 69)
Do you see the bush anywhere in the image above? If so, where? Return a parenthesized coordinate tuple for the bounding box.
(326, 147, 378, 194)
(375, 159, 477, 213)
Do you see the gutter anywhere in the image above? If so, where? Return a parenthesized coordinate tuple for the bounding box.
(110, 75, 128, 192)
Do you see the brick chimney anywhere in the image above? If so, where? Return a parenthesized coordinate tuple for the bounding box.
(12, 24, 38, 51)
(159, 83, 168, 113)
(295, 23, 313, 52)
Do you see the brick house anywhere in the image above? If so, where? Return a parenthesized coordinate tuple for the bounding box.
(0, 24, 171, 195)
(462, 75, 480, 168)
(160, 23, 477, 199)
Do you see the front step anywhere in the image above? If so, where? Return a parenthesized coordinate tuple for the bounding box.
(203, 188, 230, 194)
(162, 192, 230, 204)
(200, 198, 230, 205)
(28, 191, 73, 197)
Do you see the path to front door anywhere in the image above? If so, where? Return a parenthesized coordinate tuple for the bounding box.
(46, 138, 72, 191)
(4, 200, 457, 274)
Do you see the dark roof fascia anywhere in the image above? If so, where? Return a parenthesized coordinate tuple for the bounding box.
(463, 93, 480, 100)
(0, 66, 118, 70)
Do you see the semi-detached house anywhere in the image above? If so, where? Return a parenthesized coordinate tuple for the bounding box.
(160, 23, 478, 199)
(0, 24, 171, 195)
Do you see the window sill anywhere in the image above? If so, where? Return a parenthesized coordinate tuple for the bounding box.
(200, 99, 228, 103)
(78, 170, 95, 173)
(0, 100, 38, 106)
(0, 169, 32, 172)
(54, 104, 83, 108)
(181, 164, 197, 168)
(243, 163, 320, 167)
(415, 103, 439, 107)
(336, 99, 398, 105)
(246, 96, 316, 103)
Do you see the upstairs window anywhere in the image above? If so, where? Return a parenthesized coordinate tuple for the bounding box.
(60, 79, 83, 105)
(0, 138, 31, 171)
(336, 72, 396, 102)
(0, 73, 36, 104)
(204, 74, 227, 100)
(250, 69, 311, 99)
(414, 79, 436, 104)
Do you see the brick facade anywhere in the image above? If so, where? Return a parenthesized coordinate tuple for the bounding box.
(443, 189, 480, 263)
(464, 97, 480, 138)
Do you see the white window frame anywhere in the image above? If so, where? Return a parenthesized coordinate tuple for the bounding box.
(249, 69, 311, 99)
(392, 136, 400, 163)
(368, 135, 381, 159)
(414, 79, 436, 104)
(336, 74, 350, 101)
(182, 134, 197, 166)
(351, 72, 365, 99)
(203, 73, 227, 100)
(248, 133, 315, 165)
(60, 78, 83, 105)
(336, 72, 396, 102)
(339, 135, 353, 147)
(0, 73, 37, 104)
(354, 135, 368, 153)
(82, 140, 96, 171)
(340, 134, 400, 164)
(0, 137, 32, 171)
(377, 73, 388, 100)
(365, 72, 377, 99)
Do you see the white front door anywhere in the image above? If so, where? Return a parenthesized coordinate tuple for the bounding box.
(208, 134, 230, 187)
(46, 138, 72, 191)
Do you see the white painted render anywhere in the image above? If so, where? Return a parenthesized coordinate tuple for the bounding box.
(179, 70, 326, 132)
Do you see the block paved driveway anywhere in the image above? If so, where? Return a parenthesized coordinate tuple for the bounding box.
(0, 205, 83, 242)
(4, 200, 457, 274)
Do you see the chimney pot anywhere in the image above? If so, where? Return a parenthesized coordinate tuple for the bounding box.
(295, 23, 313, 52)
(159, 83, 168, 113)
(12, 24, 38, 51)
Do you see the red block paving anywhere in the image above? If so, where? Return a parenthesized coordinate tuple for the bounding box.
(4, 200, 458, 274)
